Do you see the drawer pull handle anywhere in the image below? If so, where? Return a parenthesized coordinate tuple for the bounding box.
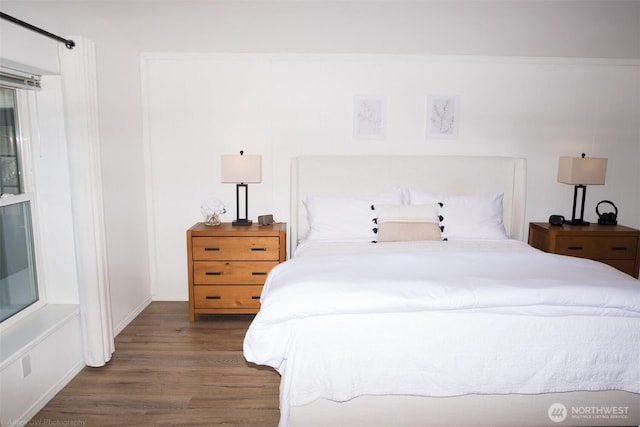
(205, 272, 223, 276)
(251, 247, 267, 251)
(205, 296, 221, 300)
(568, 246, 584, 250)
(204, 247, 220, 251)
(612, 247, 627, 251)
(252, 272, 268, 276)
(251, 296, 261, 300)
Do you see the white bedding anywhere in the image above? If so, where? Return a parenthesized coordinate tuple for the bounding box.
(243, 240, 640, 427)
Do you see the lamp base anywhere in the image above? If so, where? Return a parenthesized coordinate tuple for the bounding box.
(568, 185, 589, 227)
(232, 183, 253, 227)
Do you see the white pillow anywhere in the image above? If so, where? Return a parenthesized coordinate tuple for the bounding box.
(440, 193, 507, 240)
(406, 189, 444, 205)
(305, 189, 403, 241)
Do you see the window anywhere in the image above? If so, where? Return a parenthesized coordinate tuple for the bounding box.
(1, 87, 21, 195)
(0, 86, 39, 323)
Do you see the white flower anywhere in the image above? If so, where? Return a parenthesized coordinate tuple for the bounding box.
(200, 198, 226, 218)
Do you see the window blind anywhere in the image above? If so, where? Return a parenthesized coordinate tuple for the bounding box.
(0, 66, 41, 90)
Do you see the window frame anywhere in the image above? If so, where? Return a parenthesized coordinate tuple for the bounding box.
(0, 86, 46, 331)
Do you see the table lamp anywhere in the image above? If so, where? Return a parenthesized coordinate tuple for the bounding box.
(221, 151, 262, 226)
(557, 153, 607, 226)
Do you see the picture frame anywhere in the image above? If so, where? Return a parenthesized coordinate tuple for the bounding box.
(426, 95, 459, 139)
(353, 95, 387, 140)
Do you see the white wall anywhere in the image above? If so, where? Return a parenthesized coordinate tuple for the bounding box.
(143, 53, 640, 299)
(2, 0, 639, 319)
(0, 21, 59, 74)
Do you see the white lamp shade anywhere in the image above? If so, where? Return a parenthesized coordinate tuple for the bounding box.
(557, 156, 607, 185)
(221, 154, 262, 184)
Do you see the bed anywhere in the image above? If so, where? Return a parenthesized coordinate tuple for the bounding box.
(243, 156, 640, 427)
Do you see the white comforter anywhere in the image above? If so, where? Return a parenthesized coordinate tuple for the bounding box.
(243, 240, 640, 427)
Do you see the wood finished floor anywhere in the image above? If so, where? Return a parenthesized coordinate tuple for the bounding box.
(31, 302, 280, 426)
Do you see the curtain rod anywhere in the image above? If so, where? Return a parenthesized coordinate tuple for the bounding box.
(0, 11, 75, 49)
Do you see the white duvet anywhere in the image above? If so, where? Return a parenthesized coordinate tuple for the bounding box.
(243, 240, 640, 427)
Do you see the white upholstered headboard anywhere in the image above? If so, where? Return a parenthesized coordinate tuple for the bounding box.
(290, 156, 527, 253)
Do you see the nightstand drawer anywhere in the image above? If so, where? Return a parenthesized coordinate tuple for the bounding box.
(555, 236, 638, 260)
(194, 285, 262, 309)
(193, 261, 279, 284)
(192, 237, 280, 261)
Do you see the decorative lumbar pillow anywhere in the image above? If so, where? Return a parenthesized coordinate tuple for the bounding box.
(372, 204, 443, 242)
(305, 189, 404, 241)
(439, 193, 507, 240)
(376, 222, 442, 242)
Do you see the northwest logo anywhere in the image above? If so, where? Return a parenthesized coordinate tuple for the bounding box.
(548, 403, 568, 423)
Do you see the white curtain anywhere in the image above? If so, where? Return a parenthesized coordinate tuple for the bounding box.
(59, 36, 114, 367)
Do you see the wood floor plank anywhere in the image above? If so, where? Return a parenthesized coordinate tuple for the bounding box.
(30, 302, 280, 426)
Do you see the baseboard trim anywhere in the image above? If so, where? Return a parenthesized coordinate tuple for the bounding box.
(113, 297, 152, 337)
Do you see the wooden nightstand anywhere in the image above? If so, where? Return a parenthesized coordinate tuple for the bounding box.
(528, 222, 640, 279)
(186, 222, 286, 321)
